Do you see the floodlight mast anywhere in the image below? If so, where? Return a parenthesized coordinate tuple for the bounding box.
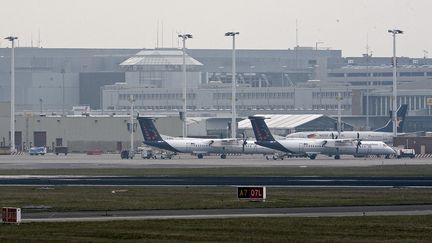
(128, 95, 135, 158)
(178, 33, 193, 138)
(5, 36, 18, 154)
(388, 29, 403, 137)
(225, 32, 240, 138)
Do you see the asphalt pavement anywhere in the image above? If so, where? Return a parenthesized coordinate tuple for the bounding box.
(21, 205, 432, 222)
(1, 153, 431, 170)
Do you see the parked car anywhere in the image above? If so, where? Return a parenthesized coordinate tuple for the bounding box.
(29, 147, 47, 155)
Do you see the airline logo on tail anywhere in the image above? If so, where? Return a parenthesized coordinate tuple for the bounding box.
(249, 116, 274, 142)
(396, 117, 402, 128)
(375, 104, 407, 133)
(137, 117, 162, 142)
(137, 116, 180, 153)
(248, 116, 294, 154)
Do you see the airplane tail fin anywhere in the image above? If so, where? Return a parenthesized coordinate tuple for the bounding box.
(137, 117, 164, 142)
(248, 116, 275, 142)
(375, 104, 408, 133)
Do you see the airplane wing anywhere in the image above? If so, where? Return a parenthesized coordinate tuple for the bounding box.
(321, 139, 355, 148)
(210, 138, 241, 147)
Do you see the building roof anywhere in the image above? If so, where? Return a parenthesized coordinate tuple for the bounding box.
(238, 114, 324, 130)
(120, 49, 203, 67)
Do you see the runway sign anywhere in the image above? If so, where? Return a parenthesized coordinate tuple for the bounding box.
(237, 186, 266, 201)
(2, 207, 21, 224)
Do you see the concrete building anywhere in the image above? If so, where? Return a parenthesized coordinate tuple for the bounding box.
(1, 47, 431, 152)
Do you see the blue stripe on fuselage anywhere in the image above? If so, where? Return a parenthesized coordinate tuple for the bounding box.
(255, 141, 294, 154)
(144, 141, 180, 153)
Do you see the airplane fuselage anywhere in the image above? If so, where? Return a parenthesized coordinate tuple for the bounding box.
(286, 131, 394, 144)
(144, 139, 277, 156)
(257, 139, 395, 157)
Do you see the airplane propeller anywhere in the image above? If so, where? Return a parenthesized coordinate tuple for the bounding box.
(355, 132, 362, 153)
(242, 132, 248, 152)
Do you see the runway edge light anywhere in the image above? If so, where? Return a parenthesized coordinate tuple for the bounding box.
(237, 186, 266, 202)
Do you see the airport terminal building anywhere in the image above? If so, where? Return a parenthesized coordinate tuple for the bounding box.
(0, 46, 431, 151)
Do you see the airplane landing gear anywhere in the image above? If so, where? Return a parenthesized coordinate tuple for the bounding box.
(308, 154, 317, 160)
(220, 154, 227, 159)
(197, 154, 204, 159)
(334, 155, 341, 160)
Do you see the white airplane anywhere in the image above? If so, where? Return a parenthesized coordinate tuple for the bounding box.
(249, 116, 396, 159)
(137, 116, 280, 159)
(286, 104, 408, 144)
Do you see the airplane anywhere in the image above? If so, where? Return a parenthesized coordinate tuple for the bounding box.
(285, 104, 408, 144)
(137, 116, 281, 159)
(249, 116, 396, 160)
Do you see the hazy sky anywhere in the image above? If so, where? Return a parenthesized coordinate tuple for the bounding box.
(0, 0, 430, 57)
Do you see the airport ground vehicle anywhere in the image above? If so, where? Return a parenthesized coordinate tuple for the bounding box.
(54, 146, 68, 155)
(141, 150, 174, 159)
(29, 147, 47, 155)
(120, 150, 131, 159)
(396, 148, 415, 158)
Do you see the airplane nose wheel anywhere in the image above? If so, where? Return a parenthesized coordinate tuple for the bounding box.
(334, 155, 341, 160)
(220, 154, 227, 159)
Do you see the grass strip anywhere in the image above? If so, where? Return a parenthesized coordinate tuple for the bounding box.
(1, 164, 432, 177)
(1, 187, 431, 212)
(1, 216, 432, 242)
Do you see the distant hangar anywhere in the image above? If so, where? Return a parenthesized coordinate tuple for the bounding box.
(238, 114, 353, 137)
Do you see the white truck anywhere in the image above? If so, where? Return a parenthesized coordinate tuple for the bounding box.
(396, 148, 415, 159)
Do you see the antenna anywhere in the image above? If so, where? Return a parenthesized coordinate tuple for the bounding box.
(161, 20, 164, 48)
(171, 30, 174, 48)
(156, 20, 159, 48)
(366, 33, 369, 55)
(295, 19, 299, 47)
(38, 29, 41, 48)
(177, 30, 180, 48)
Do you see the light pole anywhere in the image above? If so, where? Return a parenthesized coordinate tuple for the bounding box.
(39, 98, 43, 114)
(5, 36, 18, 153)
(365, 50, 370, 130)
(336, 92, 343, 138)
(178, 33, 193, 138)
(281, 65, 287, 87)
(61, 68, 65, 116)
(225, 31, 240, 139)
(128, 95, 135, 158)
(388, 29, 403, 137)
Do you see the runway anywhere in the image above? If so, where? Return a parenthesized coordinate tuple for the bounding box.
(1, 153, 431, 170)
(2, 154, 432, 223)
(2, 175, 432, 187)
(21, 205, 432, 222)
